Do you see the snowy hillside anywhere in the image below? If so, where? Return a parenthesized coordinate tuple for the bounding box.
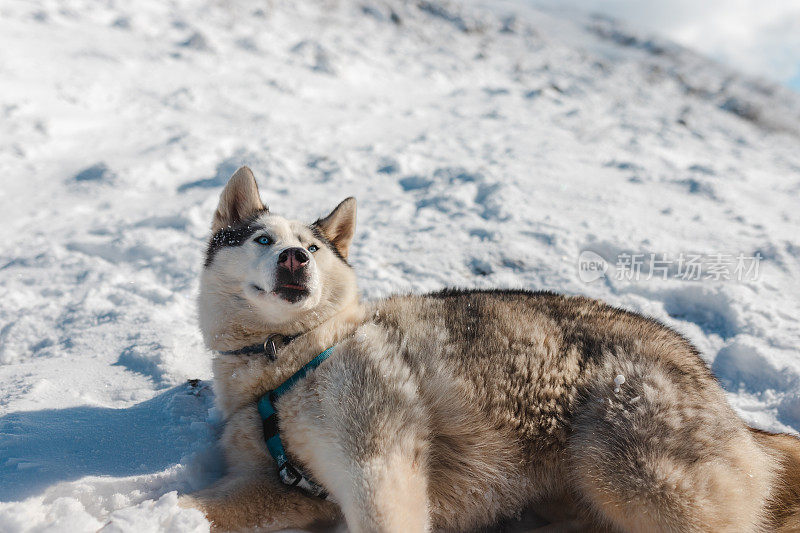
(1, 0, 799, 530)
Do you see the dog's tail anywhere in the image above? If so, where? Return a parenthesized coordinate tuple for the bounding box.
(749, 427, 800, 531)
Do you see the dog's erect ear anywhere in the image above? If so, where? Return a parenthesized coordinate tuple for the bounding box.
(212, 166, 266, 232)
(314, 197, 356, 259)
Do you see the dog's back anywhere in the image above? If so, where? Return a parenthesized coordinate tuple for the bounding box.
(363, 289, 800, 531)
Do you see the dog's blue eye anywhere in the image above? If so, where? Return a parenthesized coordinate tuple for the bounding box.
(308, 244, 319, 253)
(255, 236, 272, 246)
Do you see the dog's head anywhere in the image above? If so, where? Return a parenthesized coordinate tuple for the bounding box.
(198, 167, 358, 349)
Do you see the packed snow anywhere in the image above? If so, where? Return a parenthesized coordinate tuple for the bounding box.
(1, 0, 799, 531)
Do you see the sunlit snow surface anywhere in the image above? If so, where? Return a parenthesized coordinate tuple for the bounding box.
(1, 0, 799, 530)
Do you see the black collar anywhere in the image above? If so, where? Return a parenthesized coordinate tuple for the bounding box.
(218, 334, 298, 361)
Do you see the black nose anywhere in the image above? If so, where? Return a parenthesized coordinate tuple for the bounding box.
(278, 247, 310, 272)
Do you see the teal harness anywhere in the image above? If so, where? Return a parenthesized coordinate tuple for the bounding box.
(256, 346, 334, 499)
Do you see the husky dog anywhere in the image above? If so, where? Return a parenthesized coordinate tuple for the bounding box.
(182, 167, 800, 532)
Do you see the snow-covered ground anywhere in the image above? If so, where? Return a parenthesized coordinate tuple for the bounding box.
(1, 0, 799, 530)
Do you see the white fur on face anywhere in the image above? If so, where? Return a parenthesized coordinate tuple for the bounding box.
(209, 213, 324, 325)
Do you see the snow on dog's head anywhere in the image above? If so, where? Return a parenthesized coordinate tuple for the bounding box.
(198, 166, 358, 349)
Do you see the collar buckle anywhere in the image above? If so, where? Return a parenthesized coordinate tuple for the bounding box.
(263, 336, 278, 361)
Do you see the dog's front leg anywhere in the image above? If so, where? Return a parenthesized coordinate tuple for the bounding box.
(282, 335, 432, 533)
(180, 471, 339, 532)
(341, 445, 430, 533)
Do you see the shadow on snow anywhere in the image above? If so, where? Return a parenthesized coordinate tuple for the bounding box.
(0, 381, 215, 502)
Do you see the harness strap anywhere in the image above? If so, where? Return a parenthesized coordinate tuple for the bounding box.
(256, 346, 334, 499)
